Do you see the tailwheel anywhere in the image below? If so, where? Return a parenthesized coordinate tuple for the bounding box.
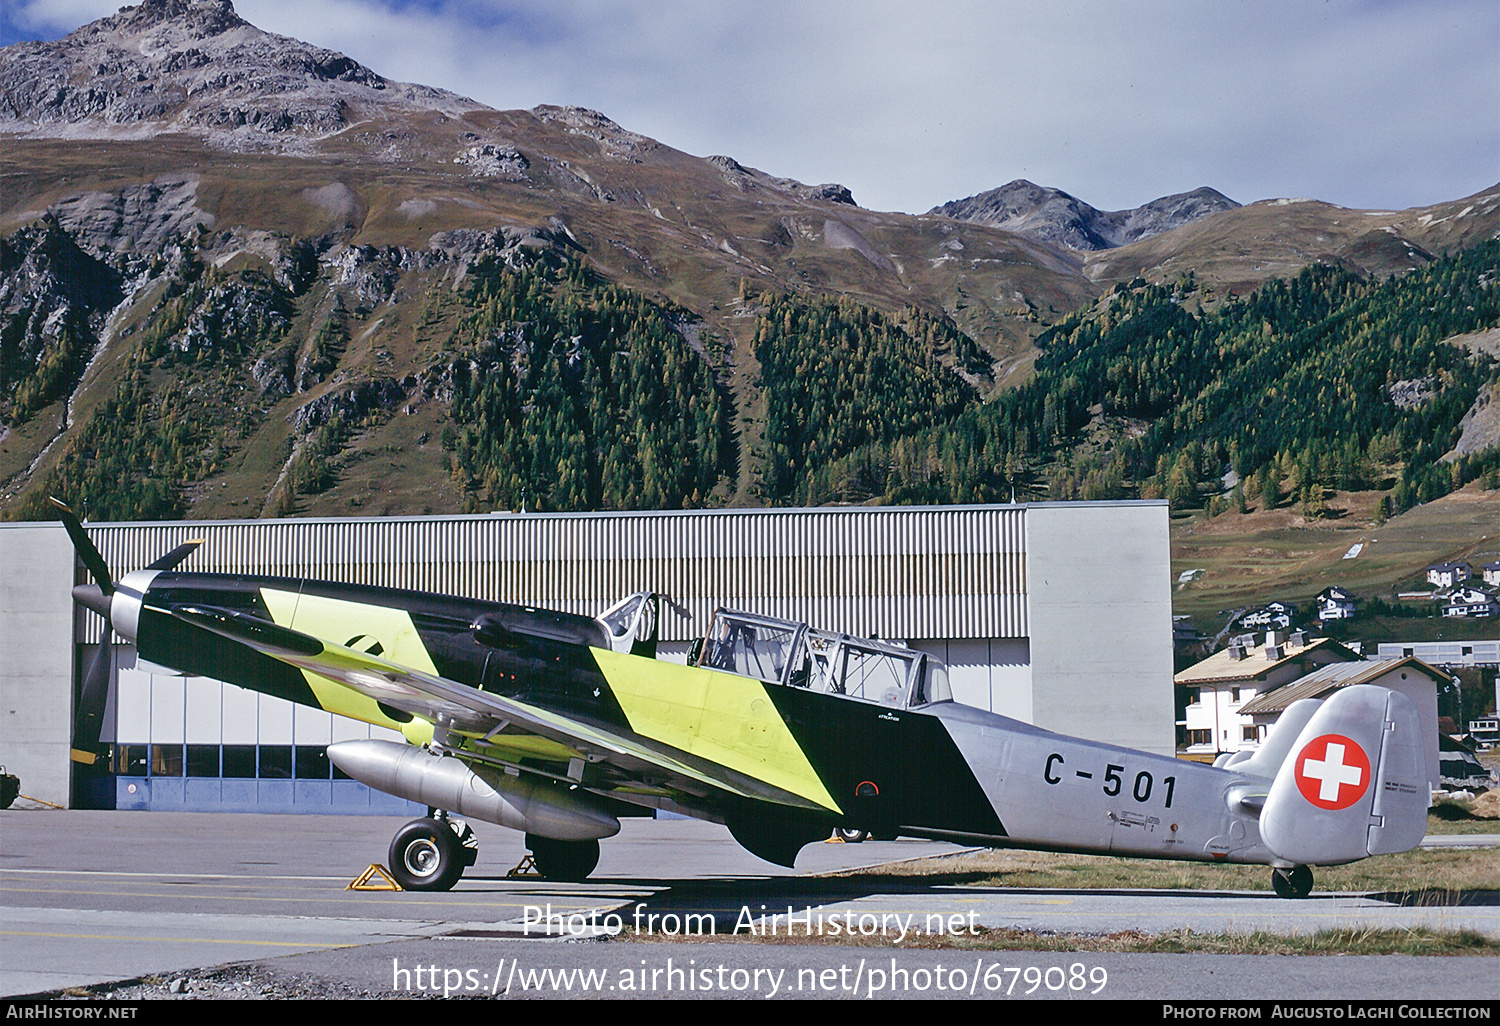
(526, 834, 600, 882)
(1271, 864, 1313, 899)
(389, 818, 466, 892)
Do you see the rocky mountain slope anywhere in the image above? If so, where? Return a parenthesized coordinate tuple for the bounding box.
(0, 0, 481, 143)
(1, 1, 1497, 523)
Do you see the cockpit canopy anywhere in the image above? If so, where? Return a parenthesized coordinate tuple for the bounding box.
(692, 608, 952, 709)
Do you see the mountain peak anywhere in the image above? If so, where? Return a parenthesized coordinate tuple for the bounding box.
(102, 0, 246, 38)
(930, 181, 1238, 251)
(1, 0, 484, 145)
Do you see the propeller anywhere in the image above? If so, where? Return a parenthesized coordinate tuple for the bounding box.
(50, 499, 201, 766)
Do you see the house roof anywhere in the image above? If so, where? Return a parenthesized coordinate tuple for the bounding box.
(1237, 657, 1445, 715)
(1174, 637, 1359, 686)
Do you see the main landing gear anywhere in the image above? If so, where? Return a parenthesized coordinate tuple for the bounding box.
(384, 817, 602, 888)
(388, 816, 478, 892)
(1271, 864, 1313, 899)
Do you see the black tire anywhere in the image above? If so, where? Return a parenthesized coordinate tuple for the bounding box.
(453, 821, 480, 867)
(836, 828, 868, 843)
(527, 834, 600, 881)
(1271, 865, 1313, 899)
(389, 818, 465, 891)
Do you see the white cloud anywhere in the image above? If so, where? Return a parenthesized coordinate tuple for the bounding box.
(6, 0, 1496, 213)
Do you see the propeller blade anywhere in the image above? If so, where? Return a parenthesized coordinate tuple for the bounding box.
(147, 540, 203, 572)
(72, 631, 113, 765)
(50, 498, 114, 594)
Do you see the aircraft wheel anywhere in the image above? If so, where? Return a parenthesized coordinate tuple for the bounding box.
(389, 818, 465, 891)
(835, 828, 868, 843)
(1271, 865, 1313, 899)
(527, 834, 600, 881)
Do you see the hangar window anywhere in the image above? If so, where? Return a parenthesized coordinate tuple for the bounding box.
(222, 746, 256, 778)
(296, 746, 331, 779)
(186, 745, 219, 777)
(114, 745, 148, 777)
(150, 745, 183, 777)
(259, 746, 293, 779)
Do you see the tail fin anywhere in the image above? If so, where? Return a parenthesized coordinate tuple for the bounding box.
(1259, 685, 1429, 865)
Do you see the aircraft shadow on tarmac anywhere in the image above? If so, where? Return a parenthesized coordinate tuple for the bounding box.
(1366, 889, 1500, 907)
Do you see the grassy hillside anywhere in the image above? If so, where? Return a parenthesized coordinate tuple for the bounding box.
(1170, 482, 1500, 634)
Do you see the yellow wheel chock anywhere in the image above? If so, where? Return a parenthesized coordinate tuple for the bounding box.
(347, 864, 403, 890)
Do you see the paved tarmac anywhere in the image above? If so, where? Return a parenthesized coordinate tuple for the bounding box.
(2, 809, 1497, 1000)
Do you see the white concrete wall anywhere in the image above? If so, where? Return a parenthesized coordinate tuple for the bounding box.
(1024, 502, 1175, 755)
(0, 523, 76, 806)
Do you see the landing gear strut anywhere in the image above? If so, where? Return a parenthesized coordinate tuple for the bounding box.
(388, 817, 476, 892)
(526, 834, 600, 881)
(1271, 864, 1313, 899)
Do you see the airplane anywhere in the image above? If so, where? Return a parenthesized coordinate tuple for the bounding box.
(53, 499, 1432, 898)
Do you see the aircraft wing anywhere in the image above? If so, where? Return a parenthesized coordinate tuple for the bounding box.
(162, 603, 836, 813)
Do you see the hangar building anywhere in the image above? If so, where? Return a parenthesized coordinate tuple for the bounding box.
(0, 501, 1173, 811)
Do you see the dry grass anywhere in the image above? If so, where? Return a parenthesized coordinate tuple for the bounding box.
(624, 924, 1498, 956)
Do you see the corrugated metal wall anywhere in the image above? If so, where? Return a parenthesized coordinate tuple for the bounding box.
(82, 506, 1029, 643)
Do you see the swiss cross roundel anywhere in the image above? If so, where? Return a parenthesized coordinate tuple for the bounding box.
(1293, 733, 1371, 810)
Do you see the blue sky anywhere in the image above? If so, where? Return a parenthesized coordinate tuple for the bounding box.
(4, 0, 1496, 215)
